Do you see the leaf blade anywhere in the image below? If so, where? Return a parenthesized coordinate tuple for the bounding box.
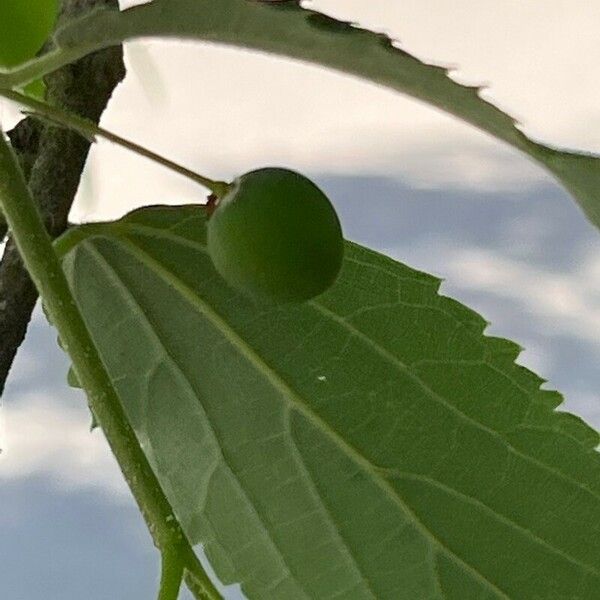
(59, 206, 600, 599)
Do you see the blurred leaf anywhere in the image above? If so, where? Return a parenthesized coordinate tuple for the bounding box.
(56, 205, 600, 599)
(0, 0, 56, 102)
(0, 0, 58, 67)
(21, 78, 46, 101)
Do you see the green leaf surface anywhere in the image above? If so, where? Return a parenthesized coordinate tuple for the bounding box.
(58, 206, 600, 599)
(0, 0, 58, 67)
(22, 78, 47, 101)
(2, 0, 600, 230)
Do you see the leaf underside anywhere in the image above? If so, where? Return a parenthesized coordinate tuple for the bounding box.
(58, 206, 600, 599)
(3, 0, 598, 230)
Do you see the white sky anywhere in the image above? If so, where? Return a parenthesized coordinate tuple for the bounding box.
(1, 0, 597, 220)
(82, 0, 600, 220)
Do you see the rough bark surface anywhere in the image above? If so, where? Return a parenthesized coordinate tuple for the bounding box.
(0, 0, 125, 395)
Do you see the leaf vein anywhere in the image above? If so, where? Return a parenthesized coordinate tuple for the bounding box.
(83, 240, 313, 600)
(115, 234, 514, 599)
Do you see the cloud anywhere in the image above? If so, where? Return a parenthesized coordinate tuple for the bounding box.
(0, 391, 130, 501)
(444, 247, 600, 343)
(386, 238, 600, 345)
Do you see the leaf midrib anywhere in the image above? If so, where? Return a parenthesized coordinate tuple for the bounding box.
(82, 241, 314, 600)
(104, 230, 565, 597)
(116, 233, 519, 597)
(117, 222, 600, 508)
(100, 235, 420, 599)
(73, 225, 600, 594)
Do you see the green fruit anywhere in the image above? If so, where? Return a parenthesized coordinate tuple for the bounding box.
(207, 168, 344, 303)
(0, 0, 58, 67)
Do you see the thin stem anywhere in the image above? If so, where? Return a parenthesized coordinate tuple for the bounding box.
(0, 132, 222, 600)
(0, 89, 230, 197)
(158, 549, 184, 600)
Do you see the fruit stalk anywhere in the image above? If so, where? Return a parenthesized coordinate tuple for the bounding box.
(0, 88, 230, 197)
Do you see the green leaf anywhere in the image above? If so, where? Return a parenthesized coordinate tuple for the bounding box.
(57, 206, 600, 599)
(22, 78, 47, 101)
(0, 0, 58, 67)
(4, 0, 600, 230)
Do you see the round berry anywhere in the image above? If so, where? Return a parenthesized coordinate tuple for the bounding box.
(207, 168, 344, 303)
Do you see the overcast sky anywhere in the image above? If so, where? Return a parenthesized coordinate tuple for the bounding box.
(1, 1, 599, 598)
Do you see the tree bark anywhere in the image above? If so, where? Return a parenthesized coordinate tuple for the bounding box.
(0, 0, 125, 395)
